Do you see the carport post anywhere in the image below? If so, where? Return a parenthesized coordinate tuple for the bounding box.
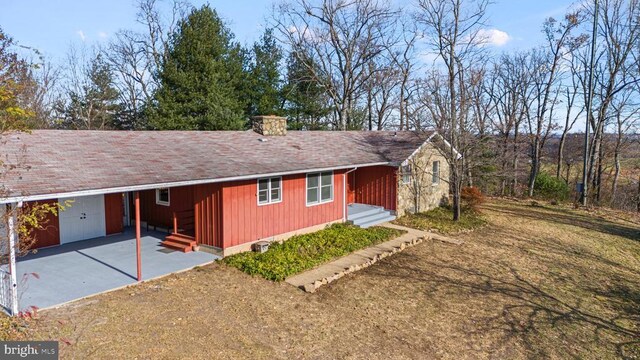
(135, 191, 141, 281)
(7, 203, 19, 315)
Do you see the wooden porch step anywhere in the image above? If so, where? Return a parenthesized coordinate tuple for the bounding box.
(162, 233, 197, 253)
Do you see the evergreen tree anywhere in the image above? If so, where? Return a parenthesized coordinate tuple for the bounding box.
(283, 52, 331, 130)
(246, 29, 284, 117)
(56, 53, 121, 130)
(148, 5, 246, 130)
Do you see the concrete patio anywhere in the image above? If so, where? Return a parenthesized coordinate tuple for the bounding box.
(15, 229, 218, 310)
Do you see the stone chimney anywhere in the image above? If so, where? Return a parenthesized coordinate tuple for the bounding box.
(252, 115, 287, 136)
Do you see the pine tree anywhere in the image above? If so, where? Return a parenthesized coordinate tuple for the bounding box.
(283, 52, 331, 130)
(246, 29, 284, 117)
(148, 5, 246, 130)
(56, 53, 121, 130)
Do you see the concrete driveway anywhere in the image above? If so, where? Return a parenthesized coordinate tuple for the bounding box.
(15, 229, 218, 310)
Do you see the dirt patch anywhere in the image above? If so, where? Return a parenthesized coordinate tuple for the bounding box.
(16, 200, 640, 359)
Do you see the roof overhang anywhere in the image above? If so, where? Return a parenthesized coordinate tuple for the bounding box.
(0, 162, 392, 204)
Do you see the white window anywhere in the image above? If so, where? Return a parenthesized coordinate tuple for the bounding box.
(258, 177, 282, 205)
(306, 171, 333, 205)
(401, 165, 412, 184)
(432, 161, 440, 185)
(156, 188, 170, 206)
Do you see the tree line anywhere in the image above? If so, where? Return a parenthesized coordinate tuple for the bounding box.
(1, 0, 639, 214)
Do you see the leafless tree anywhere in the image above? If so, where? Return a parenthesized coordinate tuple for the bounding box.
(556, 50, 585, 180)
(524, 12, 582, 197)
(274, 0, 399, 130)
(576, 0, 640, 204)
(487, 52, 530, 196)
(415, 0, 489, 220)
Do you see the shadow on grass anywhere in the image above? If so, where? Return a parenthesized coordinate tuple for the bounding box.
(368, 252, 640, 358)
(484, 203, 640, 242)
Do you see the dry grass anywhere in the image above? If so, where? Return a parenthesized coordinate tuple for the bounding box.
(10, 199, 640, 359)
(393, 206, 487, 234)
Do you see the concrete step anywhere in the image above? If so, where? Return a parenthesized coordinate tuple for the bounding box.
(347, 205, 384, 221)
(352, 211, 396, 228)
(161, 240, 193, 253)
(359, 214, 396, 228)
(162, 233, 196, 252)
(164, 235, 195, 245)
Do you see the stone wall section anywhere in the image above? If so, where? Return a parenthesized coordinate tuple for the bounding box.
(396, 142, 450, 217)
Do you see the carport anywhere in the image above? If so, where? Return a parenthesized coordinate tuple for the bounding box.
(13, 229, 218, 310)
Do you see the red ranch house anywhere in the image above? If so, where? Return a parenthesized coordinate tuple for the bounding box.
(1, 117, 451, 307)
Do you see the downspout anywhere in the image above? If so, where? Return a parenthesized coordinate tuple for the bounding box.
(343, 168, 358, 222)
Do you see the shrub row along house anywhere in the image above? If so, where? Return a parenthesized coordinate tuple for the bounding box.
(0, 116, 450, 313)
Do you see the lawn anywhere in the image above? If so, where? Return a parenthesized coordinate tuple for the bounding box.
(7, 199, 640, 359)
(393, 206, 487, 234)
(224, 223, 406, 281)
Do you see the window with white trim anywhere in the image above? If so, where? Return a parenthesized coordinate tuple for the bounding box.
(156, 188, 170, 206)
(432, 161, 440, 185)
(306, 171, 333, 205)
(401, 165, 412, 184)
(258, 177, 282, 205)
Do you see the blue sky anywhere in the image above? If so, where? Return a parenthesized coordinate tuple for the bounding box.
(1, 0, 576, 61)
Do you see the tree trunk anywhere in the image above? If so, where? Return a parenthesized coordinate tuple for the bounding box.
(528, 138, 539, 197)
(399, 81, 405, 131)
(611, 149, 620, 206)
(511, 124, 520, 196)
(637, 174, 640, 213)
(556, 131, 567, 179)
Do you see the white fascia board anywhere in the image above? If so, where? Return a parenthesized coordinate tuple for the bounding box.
(400, 131, 439, 166)
(0, 162, 392, 204)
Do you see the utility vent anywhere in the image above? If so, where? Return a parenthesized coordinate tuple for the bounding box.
(252, 241, 270, 253)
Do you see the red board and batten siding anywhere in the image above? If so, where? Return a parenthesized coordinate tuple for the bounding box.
(104, 193, 124, 235)
(354, 165, 398, 210)
(221, 171, 346, 249)
(193, 183, 224, 248)
(138, 186, 193, 228)
(28, 199, 60, 248)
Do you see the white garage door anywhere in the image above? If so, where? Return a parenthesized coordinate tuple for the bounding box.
(59, 195, 106, 244)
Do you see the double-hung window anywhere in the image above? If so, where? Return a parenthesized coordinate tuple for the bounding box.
(306, 171, 333, 205)
(401, 165, 412, 184)
(156, 188, 170, 206)
(258, 177, 282, 205)
(432, 161, 440, 185)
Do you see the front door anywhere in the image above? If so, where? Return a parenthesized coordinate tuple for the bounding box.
(347, 172, 356, 204)
(59, 195, 106, 244)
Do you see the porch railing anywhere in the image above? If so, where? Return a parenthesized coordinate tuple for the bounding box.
(172, 209, 195, 235)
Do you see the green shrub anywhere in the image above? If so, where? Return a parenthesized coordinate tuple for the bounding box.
(223, 223, 405, 281)
(534, 172, 570, 201)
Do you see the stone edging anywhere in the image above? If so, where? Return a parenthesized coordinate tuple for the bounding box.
(302, 234, 428, 293)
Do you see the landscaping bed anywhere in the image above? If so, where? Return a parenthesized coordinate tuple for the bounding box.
(393, 206, 487, 234)
(223, 223, 406, 281)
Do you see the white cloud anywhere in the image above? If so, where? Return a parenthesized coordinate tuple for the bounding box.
(477, 28, 511, 47)
(76, 30, 86, 42)
(98, 31, 108, 39)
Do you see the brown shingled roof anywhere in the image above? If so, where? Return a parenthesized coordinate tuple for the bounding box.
(0, 130, 435, 201)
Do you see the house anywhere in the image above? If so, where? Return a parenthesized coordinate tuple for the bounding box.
(0, 116, 450, 312)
